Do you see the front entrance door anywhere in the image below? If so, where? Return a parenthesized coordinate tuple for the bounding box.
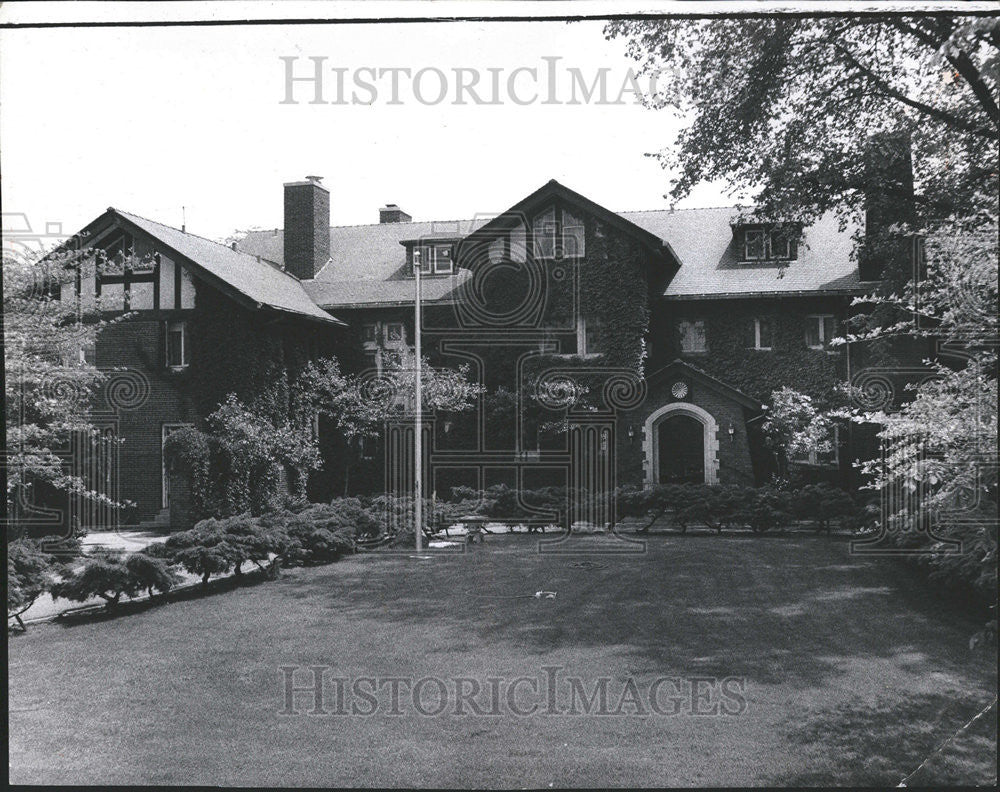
(657, 414, 705, 484)
(162, 423, 193, 508)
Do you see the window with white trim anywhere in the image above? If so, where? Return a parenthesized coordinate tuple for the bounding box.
(413, 243, 454, 274)
(678, 320, 707, 354)
(413, 246, 430, 274)
(805, 314, 836, 349)
(744, 317, 773, 350)
(166, 320, 188, 368)
(432, 244, 453, 273)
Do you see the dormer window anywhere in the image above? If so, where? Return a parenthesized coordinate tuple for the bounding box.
(744, 229, 766, 260)
(532, 206, 586, 259)
(412, 243, 454, 275)
(740, 226, 797, 261)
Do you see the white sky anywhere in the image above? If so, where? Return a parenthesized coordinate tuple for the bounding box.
(0, 18, 749, 242)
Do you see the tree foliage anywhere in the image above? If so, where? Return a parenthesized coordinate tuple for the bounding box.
(606, 16, 999, 220)
(763, 386, 837, 477)
(609, 15, 998, 614)
(3, 244, 121, 533)
(7, 539, 59, 629)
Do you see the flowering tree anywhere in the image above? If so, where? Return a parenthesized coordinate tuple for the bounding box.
(845, 216, 998, 604)
(291, 355, 484, 493)
(3, 242, 123, 539)
(762, 387, 836, 478)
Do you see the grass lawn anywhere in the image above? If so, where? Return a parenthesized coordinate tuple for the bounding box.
(8, 534, 997, 787)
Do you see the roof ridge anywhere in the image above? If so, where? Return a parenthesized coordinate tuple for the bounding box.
(250, 207, 752, 235)
(245, 218, 483, 234)
(619, 205, 743, 214)
(111, 207, 292, 275)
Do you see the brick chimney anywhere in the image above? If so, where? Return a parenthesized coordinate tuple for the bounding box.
(860, 133, 916, 282)
(379, 203, 412, 224)
(283, 175, 330, 280)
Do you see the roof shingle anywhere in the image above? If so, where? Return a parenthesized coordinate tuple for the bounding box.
(113, 209, 341, 323)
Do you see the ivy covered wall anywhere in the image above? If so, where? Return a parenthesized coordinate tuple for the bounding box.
(648, 296, 852, 407)
(185, 284, 345, 423)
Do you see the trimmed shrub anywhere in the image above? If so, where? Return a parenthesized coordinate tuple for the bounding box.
(261, 501, 362, 565)
(791, 483, 856, 533)
(51, 551, 181, 609)
(743, 487, 793, 534)
(8, 539, 58, 629)
(159, 522, 240, 585)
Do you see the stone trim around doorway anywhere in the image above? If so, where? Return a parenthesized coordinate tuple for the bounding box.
(641, 402, 720, 486)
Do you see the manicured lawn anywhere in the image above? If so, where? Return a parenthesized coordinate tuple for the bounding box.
(9, 534, 997, 786)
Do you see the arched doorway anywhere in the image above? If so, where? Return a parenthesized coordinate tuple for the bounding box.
(643, 402, 720, 485)
(657, 414, 705, 484)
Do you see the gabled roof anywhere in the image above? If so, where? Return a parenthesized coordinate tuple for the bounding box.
(238, 180, 871, 309)
(103, 209, 342, 324)
(622, 207, 874, 299)
(464, 179, 676, 261)
(646, 359, 763, 410)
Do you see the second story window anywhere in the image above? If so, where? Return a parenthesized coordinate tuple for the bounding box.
(166, 320, 188, 369)
(678, 320, 707, 354)
(741, 226, 796, 261)
(805, 314, 836, 349)
(744, 317, 773, 351)
(576, 316, 603, 356)
(562, 209, 585, 258)
(361, 323, 377, 344)
(534, 208, 557, 258)
(532, 206, 586, 259)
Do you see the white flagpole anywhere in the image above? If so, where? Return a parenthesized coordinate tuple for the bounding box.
(414, 253, 423, 553)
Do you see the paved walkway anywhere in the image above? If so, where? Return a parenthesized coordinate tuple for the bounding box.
(19, 529, 174, 623)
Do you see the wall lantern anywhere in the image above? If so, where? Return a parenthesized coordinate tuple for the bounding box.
(627, 424, 635, 442)
(728, 423, 735, 442)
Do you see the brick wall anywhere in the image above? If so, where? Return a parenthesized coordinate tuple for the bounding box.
(619, 373, 757, 488)
(93, 318, 197, 526)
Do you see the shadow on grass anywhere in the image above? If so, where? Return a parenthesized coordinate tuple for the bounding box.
(774, 690, 998, 786)
(276, 534, 993, 690)
(32, 567, 280, 631)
